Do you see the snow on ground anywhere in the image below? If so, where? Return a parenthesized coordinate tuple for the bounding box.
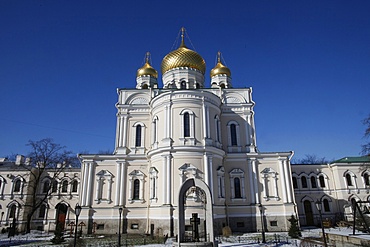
(0, 227, 368, 246)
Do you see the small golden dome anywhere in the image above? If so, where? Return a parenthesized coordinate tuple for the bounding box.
(137, 52, 158, 78)
(161, 28, 206, 75)
(210, 52, 231, 77)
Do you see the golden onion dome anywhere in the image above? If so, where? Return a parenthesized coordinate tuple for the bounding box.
(210, 52, 231, 77)
(161, 29, 206, 75)
(136, 52, 158, 78)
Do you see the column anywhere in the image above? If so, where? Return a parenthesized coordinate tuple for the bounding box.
(86, 162, 95, 206)
(95, 178, 101, 201)
(122, 115, 128, 148)
(273, 174, 279, 198)
(166, 155, 172, 204)
(162, 154, 172, 205)
(115, 115, 121, 148)
(115, 162, 122, 206)
(262, 174, 268, 199)
(80, 163, 87, 206)
(204, 154, 209, 185)
(283, 160, 293, 202)
(120, 162, 126, 205)
(107, 178, 112, 202)
(165, 104, 171, 139)
(244, 115, 251, 146)
(162, 156, 167, 204)
(279, 159, 288, 203)
(248, 160, 255, 203)
(208, 156, 213, 201)
(252, 159, 259, 204)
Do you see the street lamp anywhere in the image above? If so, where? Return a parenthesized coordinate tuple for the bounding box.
(315, 200, 328, 247)
(258, 204, 266, 243)
(73, 203, 82, 247)
(118, 207, 123, 247)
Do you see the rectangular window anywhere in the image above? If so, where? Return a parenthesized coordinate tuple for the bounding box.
(131, 224, 139, 229)
(270, 221, 278, 227)
(97, 224, 105, 230)
(236, 222, 245, 228)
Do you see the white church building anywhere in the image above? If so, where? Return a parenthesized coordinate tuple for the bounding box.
(78, 29, 296, 237)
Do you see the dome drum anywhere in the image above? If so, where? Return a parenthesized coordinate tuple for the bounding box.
(162, 67, 205, 89)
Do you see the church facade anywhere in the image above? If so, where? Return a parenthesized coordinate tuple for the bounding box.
(78, 31, 296, 236)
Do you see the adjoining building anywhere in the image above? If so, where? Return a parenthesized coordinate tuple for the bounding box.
(292, 156, 370, 227)
(0, 155, 80, 233)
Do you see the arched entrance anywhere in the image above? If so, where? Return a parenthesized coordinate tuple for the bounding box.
(178, 178, 214, 245)
(303, 200, 314, 226)
(55, 203, 68, 231)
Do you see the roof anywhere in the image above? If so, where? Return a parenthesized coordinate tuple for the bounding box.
(332, 156, 370, 164)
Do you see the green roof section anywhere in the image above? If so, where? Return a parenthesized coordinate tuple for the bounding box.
(332, 156, 370, 164)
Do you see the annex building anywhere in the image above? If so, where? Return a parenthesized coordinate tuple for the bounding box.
(0, 30, 369, 238)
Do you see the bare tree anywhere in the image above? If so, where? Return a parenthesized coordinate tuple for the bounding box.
(362, 114, 370, 156)
(20, 138, 76, 233)
(292, 154, 329, 164)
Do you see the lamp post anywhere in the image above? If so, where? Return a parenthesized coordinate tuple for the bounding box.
(315, 200, 328, 247)
(73, 203, 82, 247)
(258, 204, 266, 243)
(118, 207, 123, 247)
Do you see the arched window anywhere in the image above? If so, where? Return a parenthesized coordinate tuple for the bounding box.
(142, 84, 148, 89)
(180, 81, 186, 89)
(133, 179, 140, 200)
(14, 180, 21, 192)
(319, 175, 326, 187)
(364, 173, 370, 186)
(184, 112, 190, 137)
(234, 177, 241, 198)
(323, 199, 330, 212)
(310, 177, 317, 188)
(135, 125, 142, 147)
(220, 83, 225, 89)
(132, 122, 145, 151)
(346, 173, 353, 186)
(39, 204, 47, 218)
(229, 168, 245, 199)
(9, 204, 16, 218)
(61, 180, 68, 193)
(43, 180, 50, 193)
(292, 177, 298, 189)
(230, 124, 237, 146)
(72, 180, 78, 192)
(301, 177, 308, 188)
(195, 83, 200, 89)
(52, 180, 58, 193)
(149, 167, 158, 200)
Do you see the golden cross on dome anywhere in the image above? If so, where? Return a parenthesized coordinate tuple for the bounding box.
(145, 52, 151, 64)
(180, 27, 186, 47)
(217, 51, 221, 63)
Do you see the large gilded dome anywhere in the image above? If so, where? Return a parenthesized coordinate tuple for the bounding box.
(161, 42, 206, 75)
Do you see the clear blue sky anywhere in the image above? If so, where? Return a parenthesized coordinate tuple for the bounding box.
(1, 0, 369, 161)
